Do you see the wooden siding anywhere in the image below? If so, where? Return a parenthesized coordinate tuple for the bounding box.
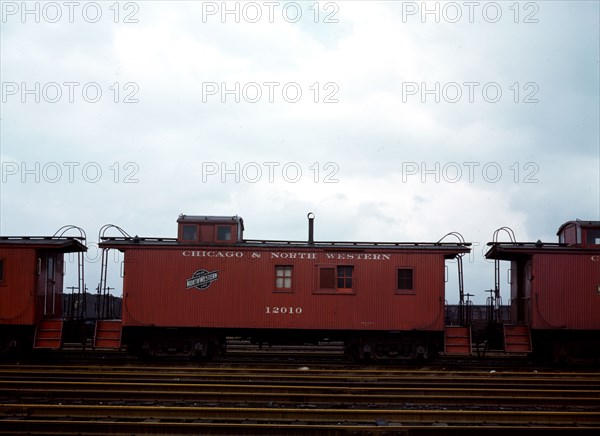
(531, 253, 600, 330)
(120, 246, 458, 332)
(0, 248, 37, 325)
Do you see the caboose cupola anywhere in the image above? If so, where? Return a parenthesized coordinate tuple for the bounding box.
(557, 219, 600, 247)
(177, 215, 244, 244)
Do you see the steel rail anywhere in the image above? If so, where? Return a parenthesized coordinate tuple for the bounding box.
(4, 363, 600, 376)
(0, 420, 598, 436)
(2, 377, 598, 394)
(1, 403, 600, 425)
(1, 379, 599, 398)
(1, 388, 598, 408)
(1, 366, 599, 383)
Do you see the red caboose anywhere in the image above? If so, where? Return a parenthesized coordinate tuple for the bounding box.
(485, 220, 600, 361)
(0, 232, 86, 351)
(100, 214, 470, 359)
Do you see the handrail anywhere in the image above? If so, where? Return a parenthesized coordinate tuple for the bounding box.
(98, 224, 131, 241)
(53, 225, 87, 240)
(437, 231, 466, 245)
(492, 226, 517, 244)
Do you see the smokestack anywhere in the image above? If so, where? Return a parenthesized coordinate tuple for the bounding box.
(307, 212, 315, 245)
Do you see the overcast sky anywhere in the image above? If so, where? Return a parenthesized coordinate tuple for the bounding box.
(1, 1, 599, 303)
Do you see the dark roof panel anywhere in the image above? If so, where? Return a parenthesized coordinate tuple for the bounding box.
(556, 219, 600, 235)
(0, 236, 87, 252)
(485, 242, 598, 260)
(100, 236, 470, 257)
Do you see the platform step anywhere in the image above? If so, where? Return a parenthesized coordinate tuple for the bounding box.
(444, 326, 472, 355)
(34, 320, 63, 349)
(504, 324, 532, 353)
(94, 320, 122, 349)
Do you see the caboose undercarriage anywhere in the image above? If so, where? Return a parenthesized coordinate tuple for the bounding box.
(0, 326, 35, 354)
(344, 331, 442, 361)
(123, 327, 226, 358)
(122, 326, 443, 361)
(7, 316, 600, 366)
(530, 330, 600, 365)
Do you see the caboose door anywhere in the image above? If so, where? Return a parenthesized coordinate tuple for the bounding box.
(513, 258, 532, 324)
(38, 253, 61, 317)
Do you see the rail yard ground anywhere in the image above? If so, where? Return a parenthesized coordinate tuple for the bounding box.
(0, 348, 599, 435)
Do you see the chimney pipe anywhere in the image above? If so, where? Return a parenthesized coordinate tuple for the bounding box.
(307, 212, 315, 245)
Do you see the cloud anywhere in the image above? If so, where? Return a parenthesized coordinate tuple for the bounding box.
(1, 1, 598, 302)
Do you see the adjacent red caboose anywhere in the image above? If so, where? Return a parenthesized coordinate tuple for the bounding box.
(0, 233, 87, 351)
(485, 220, 600, 361)
(99, 214, 470, 359)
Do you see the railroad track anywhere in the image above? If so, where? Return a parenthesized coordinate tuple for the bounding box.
(1, 363, 599, 434)
(2, 404, 599, 435)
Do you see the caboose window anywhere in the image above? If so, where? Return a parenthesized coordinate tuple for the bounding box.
(275, 265, 293, 292)
(216, 225, 232, 241)
(182, 225, 198, 241)
(337, 266, 354, 290)
(586, 229, 600, 245)
(397, 268, 414, 291)
(316, 265, 354, 293)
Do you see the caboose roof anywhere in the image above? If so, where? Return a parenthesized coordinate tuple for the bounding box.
(485, 242, 598, 260)
(99, 236, 470, 258)
(177, 214, 244, 229)
(556, 219, 600, 235)
(0, 236, 87, 252)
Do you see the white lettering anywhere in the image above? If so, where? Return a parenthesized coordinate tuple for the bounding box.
(271, 252, 317, 259)
(266, 306, 303, 315)
(182, 250, 243, 257)
(183, 250, 392, 260)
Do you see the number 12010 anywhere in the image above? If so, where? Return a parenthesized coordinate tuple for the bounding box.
(265, 306, 303, 315)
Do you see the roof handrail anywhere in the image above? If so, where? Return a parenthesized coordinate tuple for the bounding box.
(436, 231, 466, 244)
(492, 226, 517, 244)
(53, 225, 87, 242)
(98, 224, 132, 241)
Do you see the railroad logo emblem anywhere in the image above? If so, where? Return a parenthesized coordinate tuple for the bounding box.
(186, 269, 218, 290)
